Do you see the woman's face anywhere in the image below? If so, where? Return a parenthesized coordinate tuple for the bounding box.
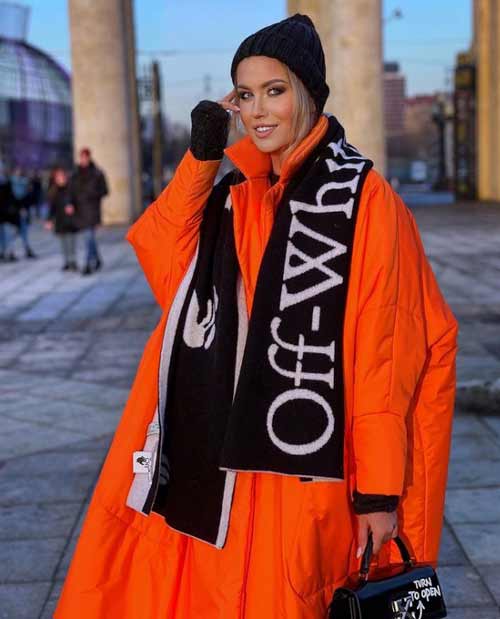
(235, 56, 295, 156)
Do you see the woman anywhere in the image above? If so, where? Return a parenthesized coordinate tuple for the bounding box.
(45, 167, 79, 271)
(55, 14, 457, 619)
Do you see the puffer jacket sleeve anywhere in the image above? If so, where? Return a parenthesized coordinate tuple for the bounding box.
(351, 171, 457, 497)
(126, 149, 222, 308)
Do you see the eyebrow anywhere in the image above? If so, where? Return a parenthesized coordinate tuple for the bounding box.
(236, 79, 288, 90)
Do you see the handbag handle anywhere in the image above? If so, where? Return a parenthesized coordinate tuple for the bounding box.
(359, 533, 413, 581)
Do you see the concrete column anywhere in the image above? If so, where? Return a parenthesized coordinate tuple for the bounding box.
(475, 0, 500, 201)
(288, 0, 386, 174)
(68, 0, 142, 224)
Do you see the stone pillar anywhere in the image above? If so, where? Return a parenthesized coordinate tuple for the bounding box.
(288, 0, 386, 174)
(475, 0, 499, 201)
(68, 0, 142, 224)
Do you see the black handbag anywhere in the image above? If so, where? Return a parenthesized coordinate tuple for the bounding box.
(328, 535, 447, 618)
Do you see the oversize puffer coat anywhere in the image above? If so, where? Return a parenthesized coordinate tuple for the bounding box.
(54, 115, 458, 619)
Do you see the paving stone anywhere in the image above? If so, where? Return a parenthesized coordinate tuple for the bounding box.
(18, 291, 82, 322)
(452, 524, 500, 565)
(27, 379, 129, 410)
(0, 502, 81, 540)
(0, 581, 52, 619)
(3, 399, 121, 437)
(84, 329, 150, 350)
(0, 339, 30, 366)
(0, 373, 61, 394)
(447, 458, 500, 489)
(477, 565, 500, 606)
(0, 538, 66, 583)
(457, 364, 500, 384)
(484, 416, 500, 438)
(439, 524, 468, 566)
(0, 425, 89, 460)
(121, 312, 161, 330)
(0, 448, 105, 478)
(450, 435, 500, 461)
(40, 580, 64, 619)
(446, 489, 500, 524)
(452, 415, 490, 437)
(0, 471, 95, 506)
(445, 608, 500, 618)
(0, 394, 44, 413)
(71, 365, 137, 386)
(53, 500, 91, 582)
(49, 434, 113, 453)
(17, 332, 91, 361)
(0, 416, 37, 433)
(438, 565, 494, 607)
(87, 315, 124, 330)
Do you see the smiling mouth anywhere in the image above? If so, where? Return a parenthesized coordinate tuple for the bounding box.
(254, 125, 278, 138)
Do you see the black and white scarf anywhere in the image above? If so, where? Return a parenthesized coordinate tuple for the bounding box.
(150, 115, 373, 547)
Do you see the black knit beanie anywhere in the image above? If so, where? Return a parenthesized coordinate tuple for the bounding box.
(230, 13, 330, 114)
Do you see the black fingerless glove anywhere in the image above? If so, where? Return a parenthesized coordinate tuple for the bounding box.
(190, 100, 230, 161)
(352, 490, 399, 515)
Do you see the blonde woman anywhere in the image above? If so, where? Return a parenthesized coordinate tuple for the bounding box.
(55, 14, 457, 619)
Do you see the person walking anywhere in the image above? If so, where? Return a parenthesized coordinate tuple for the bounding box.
(70, 147, 108, 275)
(10, 166, 37, 259)
(0, 172, 17, 262)
(45, 167, 79, 271)
(55, 15, 458, 619)
(30, 169, 44, 218)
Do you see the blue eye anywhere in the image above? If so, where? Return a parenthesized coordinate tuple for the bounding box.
(269, 87, 284, 96)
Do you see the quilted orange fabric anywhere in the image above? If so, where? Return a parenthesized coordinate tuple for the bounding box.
(55, 115, 458, 619)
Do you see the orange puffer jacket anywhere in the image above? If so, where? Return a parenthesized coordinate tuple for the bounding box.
(54, 115, 458, 619)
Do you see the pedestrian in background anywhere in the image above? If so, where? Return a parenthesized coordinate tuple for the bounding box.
(30, 169, 44, 218)
(10, 166, 37, 259)
(45, 167, 79, 271)
(70, 147, 108, 275)
(0, 172, 17, 262)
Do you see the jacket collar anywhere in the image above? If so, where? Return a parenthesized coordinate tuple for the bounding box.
(224, 114, 329, 184)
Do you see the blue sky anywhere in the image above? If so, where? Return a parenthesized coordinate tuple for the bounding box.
(21, 0, 472, 126)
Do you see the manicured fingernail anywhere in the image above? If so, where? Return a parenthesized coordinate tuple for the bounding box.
(356, 546, 362, 558)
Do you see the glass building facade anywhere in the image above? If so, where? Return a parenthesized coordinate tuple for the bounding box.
(0, 3, 72, 171)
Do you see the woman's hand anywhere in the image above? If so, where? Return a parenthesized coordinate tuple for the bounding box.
(189, 90, 239, 161)
(356, 511, 398, 558)
(217, 88, 240, 114)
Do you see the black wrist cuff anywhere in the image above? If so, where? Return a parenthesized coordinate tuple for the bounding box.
(352, 490, 399, 515)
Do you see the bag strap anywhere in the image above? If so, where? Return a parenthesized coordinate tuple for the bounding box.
(359, 533, 413, 582)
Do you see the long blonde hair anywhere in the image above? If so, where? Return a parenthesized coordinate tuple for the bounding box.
(233, 63, 320, 162)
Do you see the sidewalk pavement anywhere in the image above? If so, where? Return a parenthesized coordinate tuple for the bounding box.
(0, 200, 499, 618)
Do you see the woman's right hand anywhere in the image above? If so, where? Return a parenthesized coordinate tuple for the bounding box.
(217, 88, 240, 114)
(189, 89, 240, 161)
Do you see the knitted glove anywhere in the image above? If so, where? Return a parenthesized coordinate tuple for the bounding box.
(190, 100, 230, 161)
